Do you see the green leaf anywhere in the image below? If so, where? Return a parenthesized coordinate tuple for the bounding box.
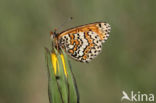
(45, 48, 63, 103)
(62, 50, 80, 103)
(45, 48, 79, 103)
(55, 49, 69, 103)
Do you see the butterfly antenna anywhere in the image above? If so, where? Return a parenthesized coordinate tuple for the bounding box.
(56, 17, 73, 31)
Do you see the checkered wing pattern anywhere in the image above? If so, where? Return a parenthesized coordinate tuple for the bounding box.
(58, 22, 111, 63)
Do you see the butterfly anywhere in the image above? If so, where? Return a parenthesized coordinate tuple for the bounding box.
(50, 22, 111, 63)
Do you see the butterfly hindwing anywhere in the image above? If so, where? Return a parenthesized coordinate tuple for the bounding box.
(58, 22, 111, 63)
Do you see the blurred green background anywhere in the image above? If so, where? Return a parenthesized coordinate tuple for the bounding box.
(0, 0, 156, 103)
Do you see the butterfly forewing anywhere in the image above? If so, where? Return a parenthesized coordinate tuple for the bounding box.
(58, 22, 111, 63)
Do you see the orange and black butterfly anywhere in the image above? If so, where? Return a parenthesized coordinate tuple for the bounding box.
(50, 22, 111, 63)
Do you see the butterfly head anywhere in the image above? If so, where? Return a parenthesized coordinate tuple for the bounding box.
(50, 28, 57, 39)
(50, 29, 59, 49)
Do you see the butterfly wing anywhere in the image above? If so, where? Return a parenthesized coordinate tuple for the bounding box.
(58, 22, 111, 63)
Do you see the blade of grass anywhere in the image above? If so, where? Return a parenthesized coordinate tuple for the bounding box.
(61, 50, 80, 103)
(55, 49, 69, 103)
(45, 47, 79, 103)
(45, 48, 63, 103)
